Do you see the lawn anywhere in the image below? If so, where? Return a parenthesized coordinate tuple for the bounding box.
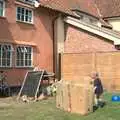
(0, 93, 120, 120)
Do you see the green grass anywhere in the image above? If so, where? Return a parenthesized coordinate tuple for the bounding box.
(0, 93, 120, 120)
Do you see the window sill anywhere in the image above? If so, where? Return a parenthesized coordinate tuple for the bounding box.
(16, 20, 34, 25)
(15, 66, 34, 69)
(0, 67, 12, 69)
(0, 16, 6, 19)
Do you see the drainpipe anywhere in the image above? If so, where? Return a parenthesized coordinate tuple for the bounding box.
(52, 13, 61, 81)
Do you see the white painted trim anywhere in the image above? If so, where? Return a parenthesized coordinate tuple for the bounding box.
(105, 17, 120, 20)
(64, 16, 120, 45)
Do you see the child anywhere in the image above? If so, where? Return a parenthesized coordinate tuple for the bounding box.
(91, 72, 104, 108)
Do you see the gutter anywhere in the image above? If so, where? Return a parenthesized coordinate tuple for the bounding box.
(64, 16, 120, 45)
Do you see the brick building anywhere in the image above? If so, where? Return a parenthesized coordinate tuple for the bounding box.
(0, 0, 58, 86)
(1, 0, 120, 87)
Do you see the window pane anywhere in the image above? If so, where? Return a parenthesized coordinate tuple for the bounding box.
(0, 45, 1, 57)
(25, 16, 28, 22)
(0, 59, 1, 66)
(7, 52, 10, 58)
(2, 58, 6, 66)
(21, 15, 24, 21)
(16, 60, 20, 66)
(17, 52, 20, 59)
(0, 1, 3, 16)
(28, 17, 32, 22)
(26, 9, 28, 15)
(17, 7, 21, 13)
(17, 14, 21, 20)
(28, 54, 31, 59)
(25, 59, 28, 66)
(21, 59, 24, 66)
(26, 47, 31, 52)
(7, 59, 10, 66)
(28, 10, 32, 17)
(22, 8, 25, 14)
(0, 9, 3, 16)
(28, 60, 31, 66)
(2, 51, 6, 58)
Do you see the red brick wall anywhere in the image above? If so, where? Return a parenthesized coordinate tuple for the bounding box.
(64, 25, 118, 53)
(0, 0, 56, 86)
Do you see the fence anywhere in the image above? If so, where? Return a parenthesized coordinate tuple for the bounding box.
(61, 52, 120, 91)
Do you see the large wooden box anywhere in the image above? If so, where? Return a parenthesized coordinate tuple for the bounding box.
(56, 78, 94, 115)
(70, 83, 94, 115)
(56, 81, 64, 109)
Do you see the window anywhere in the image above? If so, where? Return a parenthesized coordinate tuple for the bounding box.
(0, 44, 13, 67)
(0, 0, 5, 17)
(16, 7, 33, 23)
(16, 46, 32, 67)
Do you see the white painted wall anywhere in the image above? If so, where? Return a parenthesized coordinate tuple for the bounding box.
(108, 19, 120, 31)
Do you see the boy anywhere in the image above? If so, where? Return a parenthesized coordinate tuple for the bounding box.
(91, 72, 104, 108)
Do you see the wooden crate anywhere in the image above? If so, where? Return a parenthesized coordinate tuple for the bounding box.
(56, 81, 64, 109)
(70, 83, 94, 115)
(62, 82, 71, 112)
(56, 80, 94, 115)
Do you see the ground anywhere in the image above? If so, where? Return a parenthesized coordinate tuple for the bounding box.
(0, 93, 120, 120)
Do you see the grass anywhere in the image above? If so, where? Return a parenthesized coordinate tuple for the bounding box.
(0, 93, 120, 120)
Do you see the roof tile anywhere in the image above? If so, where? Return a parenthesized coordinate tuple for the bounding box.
(39, 0, 100, 18)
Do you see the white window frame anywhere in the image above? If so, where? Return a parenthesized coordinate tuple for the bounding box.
(16, 6, 34, 24)
(0, 0, 5, 17)
(24, 0, 34, 4)
(18, 0, 35, 4)
(0, 44, 13, 68)
(16, 45, 33, 68)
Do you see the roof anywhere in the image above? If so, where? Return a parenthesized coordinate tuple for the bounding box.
(39, 0, 100, 18)
(39, 0, 120, 19)
(94, 0, 120, 18)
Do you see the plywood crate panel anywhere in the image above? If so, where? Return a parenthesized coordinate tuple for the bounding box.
(62, 82, 71, 112)
(56, 81, 71, 111)
(70, 83, 94, 115)
(56, 80, 94, 115)
(56, 82, 64, 109)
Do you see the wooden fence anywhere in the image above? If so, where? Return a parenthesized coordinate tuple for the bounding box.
(61, 52, 120, 91)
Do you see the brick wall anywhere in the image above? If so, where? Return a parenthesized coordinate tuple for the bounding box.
(0, 0, 57, 86)
(64, 25, 118, 53)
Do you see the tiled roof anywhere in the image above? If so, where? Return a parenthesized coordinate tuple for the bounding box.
(94, 0, 120, 18)
(39, 0, 100, 18)
(39, 0, 120, 18)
